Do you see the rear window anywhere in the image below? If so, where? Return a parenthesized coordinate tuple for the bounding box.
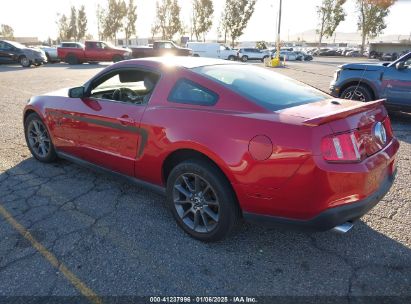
(192, 64, 329, 111)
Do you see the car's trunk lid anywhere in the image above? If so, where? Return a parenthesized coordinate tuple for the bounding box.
(277, 98, 392, 158)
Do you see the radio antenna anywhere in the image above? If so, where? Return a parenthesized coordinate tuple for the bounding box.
(350, 63, 368, 101)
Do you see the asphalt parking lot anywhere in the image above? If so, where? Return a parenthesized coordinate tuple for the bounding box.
(0, 58, 410, 302)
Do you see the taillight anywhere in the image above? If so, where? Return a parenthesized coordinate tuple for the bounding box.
(321, 131, 364, 163)
(383, 117, 393, 139)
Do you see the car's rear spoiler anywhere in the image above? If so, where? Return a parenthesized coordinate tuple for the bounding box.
(303, 99, 385, 126)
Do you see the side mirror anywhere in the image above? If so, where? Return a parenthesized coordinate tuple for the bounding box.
(396, 61, 405, 70)
(68, 86, 85, 98)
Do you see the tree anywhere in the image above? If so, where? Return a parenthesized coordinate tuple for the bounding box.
(0, 24, 14, 38)
(192, 0, 214, 41)
(221, 0, 257, 48)
(218, 12, 229, 44)
(152, 0, 182, 40)
(357, 0, 396, 53)
(56, 14, 70, 41)
(256, 41, 267, 50)
(124, 0, 137, 46)
(67, 6, 78, 40)
(316, 0, 346, 46)
(77, 5, 88, 41)
(102, 0, 127, 44)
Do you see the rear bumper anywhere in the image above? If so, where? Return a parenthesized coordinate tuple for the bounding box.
(243, 170, 396, 232)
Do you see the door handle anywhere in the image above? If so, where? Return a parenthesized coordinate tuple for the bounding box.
(117, 115, 135, 126)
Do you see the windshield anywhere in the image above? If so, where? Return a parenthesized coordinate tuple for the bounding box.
(192, 64, 329, 111)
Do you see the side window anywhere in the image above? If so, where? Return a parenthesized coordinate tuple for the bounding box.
(90, 70, 160, 104)
(168, 79, 218, 106)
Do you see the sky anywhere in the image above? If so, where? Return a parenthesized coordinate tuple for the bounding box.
(1, 0, 410, 42)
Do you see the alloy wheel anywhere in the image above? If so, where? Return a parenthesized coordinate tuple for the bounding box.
(344, 90, 366, 102)
(173, 173, 220, 233)
(27, 119, 51, 158)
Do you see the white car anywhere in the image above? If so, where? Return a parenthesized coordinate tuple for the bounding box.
(237, 48, 270, 62)
(187, 42, 237, 61)
(38, 46, 60, 63)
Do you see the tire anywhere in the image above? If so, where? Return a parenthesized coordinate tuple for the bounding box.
(166, 159, 240, 242)
(65, 54, 78, 65)
(24, 113, 57, 163)
(113, 55, 123, 63)
(340, 85, 373, 102)
(228, 55, 236, 61)
(19, 56, 31, 67)
(241, 55, 248, 62)
(261, 56, 269, 62)
(193, 54, 200, 57)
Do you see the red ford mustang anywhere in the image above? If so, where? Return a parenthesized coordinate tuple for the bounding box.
(23, 57, 399, 241)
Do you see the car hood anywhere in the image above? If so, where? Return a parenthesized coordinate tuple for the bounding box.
(43, 88, 70, 97)
(22, 47, 44, 56)
(340, 62, 387, 71)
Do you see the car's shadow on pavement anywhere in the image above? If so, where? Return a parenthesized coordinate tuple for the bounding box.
(1, 157, 410, 297)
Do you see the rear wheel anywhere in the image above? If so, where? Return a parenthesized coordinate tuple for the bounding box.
(65, 54, 79, 65)
(19, 56, 31, 67)
(340, 85, 373, 102)
(228, 55, 236, 61)
(166, 159, 240, 242)
(241, 55, 248, 62)
(261, 56, 269, 62)
(24, 113, 57, 163)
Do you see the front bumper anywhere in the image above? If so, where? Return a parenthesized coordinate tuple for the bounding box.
(243, 170, 396, 232)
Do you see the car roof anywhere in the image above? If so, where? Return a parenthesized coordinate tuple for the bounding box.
(120, 56, 238, 69)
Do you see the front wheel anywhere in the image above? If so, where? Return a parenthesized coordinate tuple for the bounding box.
(166, 160, 240, 242)
(261, 56, 269, 62)
(228, 55, 236, 61)
(340, 85, 373, 102)
(24, 113, 57, 163)
(241, 55, 248, 62)
(19, 56, 31, 67)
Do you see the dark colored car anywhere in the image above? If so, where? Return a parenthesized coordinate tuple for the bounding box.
(0, 40, 47, 67)
(57, 41, 132, 64)
(23, 57, 398, 241)
(130, 41, 192, 58)
(319, 50, 341, 56)
(294, 51, 313, 61)
(381, 53, 399, 62)
(330, 52, 411, 112)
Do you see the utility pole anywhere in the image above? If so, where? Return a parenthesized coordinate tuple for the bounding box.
(276, 0, 282, 59)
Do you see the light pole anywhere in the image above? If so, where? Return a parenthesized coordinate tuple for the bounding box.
(276, 0, 282, 60)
